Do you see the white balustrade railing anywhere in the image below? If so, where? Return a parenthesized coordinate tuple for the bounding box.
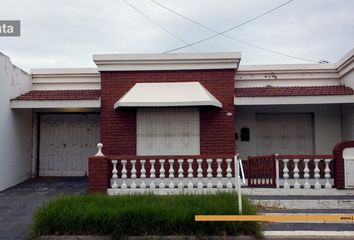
(108, 155, 334, 194)
(275, 155, 334, 189)
(108, 157, 239, 194)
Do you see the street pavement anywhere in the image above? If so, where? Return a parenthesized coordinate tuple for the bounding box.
(0, 177, 87, 240)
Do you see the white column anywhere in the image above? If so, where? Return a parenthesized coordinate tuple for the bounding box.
(111, 160, 118, 189)
(140, 160, 146, 189)
(197, 159, 203, 189)
(206, 159, 213, 189)
(121, 160, 127, 189)
(226, 158, 232, 189)
(282, 159, 290, 189)
(324, 158, 332, 189)
(235, 155, 242, 214)
(216, 158, 223, 189)
(168, 159, 175, 189)
(293, 158, 300, 189)
(159, 159, 165, 189)
(303, 159, 311, 189)
(275, 154, 280, 188)
(187, 159, 194, 189)
(131, 160, 137, 189)
(314, 158, 321, 189)
(150, 160, 156, 189)
(178, 159, 184, 189)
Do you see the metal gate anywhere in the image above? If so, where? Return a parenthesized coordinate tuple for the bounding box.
(248, 155, 276, 187)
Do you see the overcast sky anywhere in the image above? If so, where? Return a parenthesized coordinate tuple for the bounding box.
(1, 0, 353, 72)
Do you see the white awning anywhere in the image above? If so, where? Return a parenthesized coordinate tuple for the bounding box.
(114, 82, 222, 108)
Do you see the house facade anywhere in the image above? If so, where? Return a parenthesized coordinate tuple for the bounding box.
(0, 53, 32, 191)
(2, 49, 354, 192)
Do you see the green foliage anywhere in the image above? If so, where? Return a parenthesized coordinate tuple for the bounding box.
(30, 193, 263, 239)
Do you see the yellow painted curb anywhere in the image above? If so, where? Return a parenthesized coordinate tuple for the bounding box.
(195, 215, 354, 222)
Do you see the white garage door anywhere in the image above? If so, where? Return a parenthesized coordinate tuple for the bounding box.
(256, 113, 314, 155)
(39, 114, 100, 176)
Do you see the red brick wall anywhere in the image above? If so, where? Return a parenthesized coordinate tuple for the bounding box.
(88, 156, 111, 193)
(100, 69, 236, 156)
(333, 141, 354, 189)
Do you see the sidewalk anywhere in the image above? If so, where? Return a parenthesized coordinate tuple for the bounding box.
(250, 193, 354, 239)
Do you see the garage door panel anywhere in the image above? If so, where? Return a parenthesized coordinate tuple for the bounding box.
(256, 113, 314, 155)
(39, 114, 100, 177)
(41, 149, 62, 176)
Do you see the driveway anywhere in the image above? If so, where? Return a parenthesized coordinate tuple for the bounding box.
(0, 177, 87, 240)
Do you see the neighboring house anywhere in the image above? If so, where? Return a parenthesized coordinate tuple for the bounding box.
(0, 53, 32, 191)
(2, 49, 354, 193)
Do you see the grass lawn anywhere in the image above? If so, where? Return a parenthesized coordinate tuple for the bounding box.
(30, 193, 263, 239)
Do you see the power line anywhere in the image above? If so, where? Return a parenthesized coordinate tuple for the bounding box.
(122, 0, 199, 52)
(163, 0, 295, 53)
(162, 0, 307, 58)
(151, 0, 317, 63)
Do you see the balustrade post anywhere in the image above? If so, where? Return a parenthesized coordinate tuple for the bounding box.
(168, 159, 175, 189)
(206, 159, 213, 189)
(178, 159, 184, 189)
(226, 158, 232, 189)
(282, 159, 290, 189)
(293, 158, 300, 189)
(187, 159, 194, 189)
(121, 160, 127, 189)
(324, 158, 332, 189)
(197, 159, 203, 189)
(140, 160, 146, 189)
(275, 154, 280, 188)
(216, 159, 223, 189)
(303, 159, 310, 189)
(150, 160, 156, 189)
(159, 159, 166, 189)
(131, 160, 137, 189)
(314, 158, 321, 189)
(111, 160, 118, 189)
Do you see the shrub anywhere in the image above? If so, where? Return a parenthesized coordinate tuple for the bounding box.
(30, 193, 263, 239)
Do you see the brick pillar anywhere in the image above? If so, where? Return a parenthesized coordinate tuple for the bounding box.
(333, 141, 354, 189)
(88, 156, 110, 193)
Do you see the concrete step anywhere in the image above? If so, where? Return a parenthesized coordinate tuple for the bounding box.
(259, 209, 354, 214)
(249, 195, 354, 200)
(264, 230, 354, 240)
(249, 195, 354, 209)
(242, 188, 354, 196)
(265, 223, 354, 231)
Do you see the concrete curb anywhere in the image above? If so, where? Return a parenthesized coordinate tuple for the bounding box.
(251, 199, 354, 209)
(36, 232, 354, 240)
(243, 188, 354, 196)
(264, 231, 354, 239)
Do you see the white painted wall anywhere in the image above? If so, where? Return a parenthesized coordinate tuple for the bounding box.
(31, 68, 100, 90)
(342, 103, 354, 141)
(235, 104, 342, 159)
(341, 69, 354, 90)
(236, 64, 340, 88)
(339, 50, 354, 141)
(0, 53, 33, 191)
